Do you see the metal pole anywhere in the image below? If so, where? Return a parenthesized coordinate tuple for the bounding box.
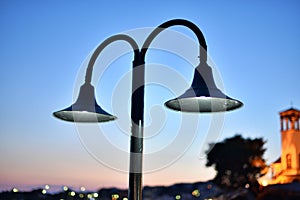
(128, 57, 145, 200)
(128, 19, 207, 200)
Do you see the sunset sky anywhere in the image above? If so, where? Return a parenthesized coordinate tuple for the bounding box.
(1, 0, 300, 192)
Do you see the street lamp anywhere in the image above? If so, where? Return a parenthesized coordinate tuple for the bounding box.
(53, 19, 243, 200)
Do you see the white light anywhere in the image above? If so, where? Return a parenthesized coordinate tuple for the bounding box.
(70, 191, 76, 196)
(93, 192, 99, 198)
(192, 189, 201, 197)
(12, 188, 18, 193)
(63, 186, 68, 191)
(80, 186, 86, 192)
(45, 185, 50, 190)
(261, 180, 268, 186)
(42, 189, 47, 194)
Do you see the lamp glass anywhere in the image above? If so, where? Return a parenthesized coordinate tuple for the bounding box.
(53, 108, 116, 123)
(165, 96, 243, 112)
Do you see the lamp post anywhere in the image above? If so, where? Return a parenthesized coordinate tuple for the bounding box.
(53, 19, 243, 200)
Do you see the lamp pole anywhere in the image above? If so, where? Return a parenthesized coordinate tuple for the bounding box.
(53, 19, 243, 200)
(128, 19, 208, 200)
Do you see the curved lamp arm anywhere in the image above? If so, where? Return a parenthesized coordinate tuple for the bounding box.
(141, 19, 207, 62)
(141, 19, 242, 112)
(85, 34, 140, 84)
(53, 34, 140, 122)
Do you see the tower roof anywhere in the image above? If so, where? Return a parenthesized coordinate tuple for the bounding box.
(279, 107, 300, 117)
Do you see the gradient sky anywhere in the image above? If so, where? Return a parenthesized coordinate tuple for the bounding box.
(1, 0, 300, 192)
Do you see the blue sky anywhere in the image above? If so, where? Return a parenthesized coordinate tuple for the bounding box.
(0, 0, 300, 192)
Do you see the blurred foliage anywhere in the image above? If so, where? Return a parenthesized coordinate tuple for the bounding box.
(206, 134, 267, 194)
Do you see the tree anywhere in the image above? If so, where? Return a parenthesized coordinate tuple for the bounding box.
(206, 135, 266, 194)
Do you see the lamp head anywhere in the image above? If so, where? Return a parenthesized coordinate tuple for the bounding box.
(165, 63, 243, 112)
(53, 83, 116, 122)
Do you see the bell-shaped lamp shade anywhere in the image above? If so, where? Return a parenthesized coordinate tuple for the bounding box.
(165, 63, 243, 112)
(53, 83, 116, 122)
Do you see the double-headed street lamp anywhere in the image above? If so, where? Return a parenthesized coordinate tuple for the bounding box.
(53, 19, 243, 200)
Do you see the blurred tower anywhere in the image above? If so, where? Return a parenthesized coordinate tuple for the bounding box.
(278, 107, 300, 182)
